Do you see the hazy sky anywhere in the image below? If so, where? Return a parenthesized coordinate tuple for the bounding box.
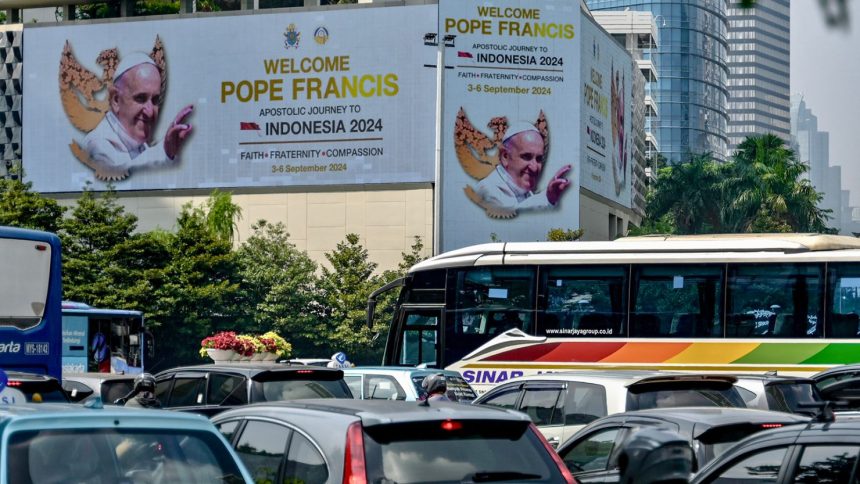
(791, 1, 860, 205)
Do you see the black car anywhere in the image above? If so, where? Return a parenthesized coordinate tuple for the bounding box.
(1, 371, 69, 403)
(155, 362, 352, 416)
(556, 407, 809, 483)
(212, 399, 576, 484)
(691, 419, 860, 483)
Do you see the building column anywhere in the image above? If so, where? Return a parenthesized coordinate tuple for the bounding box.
(4, 9, 19, 24)
(62, 5, 74, 21)
(120, 0, 135, 17)
(179, 0, 195, 13)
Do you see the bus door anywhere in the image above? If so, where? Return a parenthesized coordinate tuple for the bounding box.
(394, 307, 442, 368)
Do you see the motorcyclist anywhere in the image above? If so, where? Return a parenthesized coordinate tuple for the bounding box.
(118, 373, 161, 408)
(421, 373, 451, 402)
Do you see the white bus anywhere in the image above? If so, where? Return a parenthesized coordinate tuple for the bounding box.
(369, 234, 860, 393)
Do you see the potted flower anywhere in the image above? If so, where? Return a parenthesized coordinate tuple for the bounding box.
(199, 331, 240, 361)
(257, 331, 292, 361)
(234, 334, 260, 361)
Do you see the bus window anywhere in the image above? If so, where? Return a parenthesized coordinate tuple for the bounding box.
(827, 263, 860, 338)
(727, 263, 824, 338)
(540, 266, 628, 337)
(631, 265, 723, 338)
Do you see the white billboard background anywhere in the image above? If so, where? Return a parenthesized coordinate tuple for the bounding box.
(23, 6, 436, 193)
(580, 19, 633, 207)
(439, 0, 581, 251)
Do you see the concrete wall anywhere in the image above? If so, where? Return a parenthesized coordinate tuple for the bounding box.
(579, 188, 640, 241)
(54, 184, 434, 271)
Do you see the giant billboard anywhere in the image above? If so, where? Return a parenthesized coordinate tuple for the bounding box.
(439, 0, 581, 252)
(23, 6, 436, 193)
(580, 18, 633, 207)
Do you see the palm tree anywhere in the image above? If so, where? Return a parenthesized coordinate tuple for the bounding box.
(647, 153, 727, 234)
(727, 135, 831, 233)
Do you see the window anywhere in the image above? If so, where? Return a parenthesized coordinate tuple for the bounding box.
(560, 428, 621, 473)
(827, 263, 860, 337)
(234, 420, 290, 484)
(631, 265, 723, 337)
(398, 310, 439, 366)
(167, 376, 205, 407)
(792, 445, 860, 483)
(727, 263, 824, 338)
(453, 266, 536, 333)
(519, 387, 564, 426)
(208, 374, 247, 406)
(365, 375, 405, 400)
(215, 420, 241, 444)
(284, 432, 328, 484)
(710, 447, 788, 483)
(564, 382, 607, 425)
(344, 375, 362, 398)
(479, 386, 521, 410)
(542, 266, 628, 337)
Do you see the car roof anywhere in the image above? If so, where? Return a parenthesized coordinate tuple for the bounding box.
(63, 373, 137, 383)
(219, 398, 531, 427)
(812, 364, 860, 380)
(488, 370, 737, 387)
(156, 362, 342, 377)
(343, 367, 466, 377)
(4, 371, 60, 383)
(733, 374, 815, 384)
(0, 402, 213, 427)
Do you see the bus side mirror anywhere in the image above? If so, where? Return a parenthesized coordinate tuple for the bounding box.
(366, 300, 378, 329)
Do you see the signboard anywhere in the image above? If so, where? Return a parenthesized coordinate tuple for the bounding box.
(439, 0, 581, 251)
(23, 6, 436, 192)
(580, 19, 633, 207)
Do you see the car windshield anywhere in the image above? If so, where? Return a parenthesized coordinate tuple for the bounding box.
(6, 428, 245, 483)
(14, 380, 70, 403)
(411, 375, 478, 402)
(363, 420, 560, 483)
(626, 382, 747, 410)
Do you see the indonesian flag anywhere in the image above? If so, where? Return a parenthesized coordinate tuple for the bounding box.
(457, 51, 473, 58)
(240, 122, 261, 131)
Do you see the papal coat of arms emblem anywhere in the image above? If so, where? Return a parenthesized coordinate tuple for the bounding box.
(284, 24, 301, 50)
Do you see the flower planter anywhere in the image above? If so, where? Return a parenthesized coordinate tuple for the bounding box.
(207, 348, 237, 362)
(263, 352, 279, 361)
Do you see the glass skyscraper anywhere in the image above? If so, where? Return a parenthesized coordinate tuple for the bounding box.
(586, 0, 729, 164)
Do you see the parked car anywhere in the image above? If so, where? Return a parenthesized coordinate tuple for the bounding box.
(812, 363, 860, 410)
(690, 417, 860, 483)
(342, 367, 478, 402)
(0, 400, 253, 483)
(555, 407, 810, 483)
(61, 372, 136, 404)
(473, 370, 746, 447)
(1, 371, 69, 403)
(212, 399, 575, 484)
(285, 358, 331, 367)
(155, 363, 352, 416)
(733, 373, 824, 415)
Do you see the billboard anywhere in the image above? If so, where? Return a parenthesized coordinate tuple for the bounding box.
(439, 0, 581, 251)
(580, 19, 633, 207)
(23, 6, 436, 193)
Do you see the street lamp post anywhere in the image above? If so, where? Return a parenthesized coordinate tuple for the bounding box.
(424, 32, 455, 255)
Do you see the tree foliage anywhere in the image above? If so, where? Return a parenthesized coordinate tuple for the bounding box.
(639, 135, 833, 235)
(0, 177, 65, 233)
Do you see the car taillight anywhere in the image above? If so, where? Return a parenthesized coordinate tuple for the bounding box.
(761, 423, 783, 429)
(297, 370, 314, 374)
(441, 420, 463, 431)
(529, 423, 576, 484)
(7, 381, 21, 387)
(343, 421, 367, 484)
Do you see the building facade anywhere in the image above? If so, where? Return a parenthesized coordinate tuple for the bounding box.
(726, 0, 790, 155)
(586, 0, 729, 164)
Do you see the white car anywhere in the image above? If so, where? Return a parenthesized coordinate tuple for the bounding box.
(472, 370, 746, 448)
(732, 373, 823, 415)
(342, 367, 477, 402)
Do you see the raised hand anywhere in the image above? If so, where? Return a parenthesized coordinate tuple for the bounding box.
(547, 164, 572, 206)
(164, 104, 194, 159)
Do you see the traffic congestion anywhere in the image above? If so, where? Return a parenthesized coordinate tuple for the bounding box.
(3, 357, 860, 483)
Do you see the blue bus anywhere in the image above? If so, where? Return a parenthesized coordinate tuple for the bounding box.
(61, 302, 147, 375)
(0, 226, 63, 380)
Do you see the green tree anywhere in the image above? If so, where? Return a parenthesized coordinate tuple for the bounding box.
(205, 189, 243, 243)
(317, 233, 384, 363)
(398, 235, 427, 273)
(547, 228, 585, 241)
(151, 202, 241, 369)
(235, 220, 320, 355)
(60, 185, 138, 304)
(0, 177, 65, 233)
(646, 153, 727, 234)
(727, 134, 831, 233)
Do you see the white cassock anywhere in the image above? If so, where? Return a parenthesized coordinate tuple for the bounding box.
(474, 165, 554, 213)
(83, 112, 175, 172)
